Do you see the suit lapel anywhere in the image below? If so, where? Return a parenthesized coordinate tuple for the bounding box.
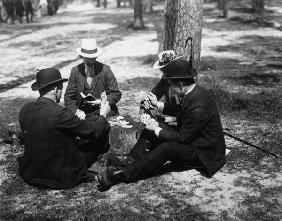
(78, 63, 86, 92)
(91, 62, 103, 89)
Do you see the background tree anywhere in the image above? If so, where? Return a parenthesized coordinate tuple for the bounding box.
(116, 0, 120, 7)
(163, 0, 204, 69)
(103, 0, 107, 8)
(133, 0, 145, 29)
(252, 0, 264, 13)
(143, 0, 153, 13)
(96, 0, 101, 7)
(218, 0, 228, 18)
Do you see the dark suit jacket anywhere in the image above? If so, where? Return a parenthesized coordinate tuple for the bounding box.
(18, 97, 110, 189)
(64, 62, 121, 114)
(159, 85, 226, 177)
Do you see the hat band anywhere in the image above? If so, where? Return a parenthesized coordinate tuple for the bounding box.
(81, 48, 97, 54)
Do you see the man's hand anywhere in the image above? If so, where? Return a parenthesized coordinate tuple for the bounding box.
(147, 92, 158, 107)
(100, 100, 110, 118)
(75, 109, 86, 120)
(144, 120, 159, 131)
(143, 100, 151, 110)
(87, 99, 101, 106)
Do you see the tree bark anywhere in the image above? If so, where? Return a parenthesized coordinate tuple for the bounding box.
(143, 0, 153, 13)
(163, 0, 204, 70)
(252, 0, 264, 13)
(133, 0, 145, 29)
(103, 0, 107, 8)
(218, 0, 228, 18)
(96, 0, 101, 7)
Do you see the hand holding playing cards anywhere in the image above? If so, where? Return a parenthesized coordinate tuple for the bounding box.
(146, 92, 158, 107)
(140, 113, 159, 131)
(87, 99, 101, 106)
(100, 100, 110, 118)
(75, 109, 86, 120)
(145, 120, 159, 131)
(143, 100, 151, 110)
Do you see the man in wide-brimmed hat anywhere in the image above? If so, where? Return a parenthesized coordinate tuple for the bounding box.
(140, 50, 183, 118)
(64, 38, 121, 120)
(97, 58, 226, 191)
(18, 68, 111, 189)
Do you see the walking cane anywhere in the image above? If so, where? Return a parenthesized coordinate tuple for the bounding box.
(223, 129, 281, 159)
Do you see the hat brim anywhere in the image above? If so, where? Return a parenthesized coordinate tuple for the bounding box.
(163, 71, 197, 79)
(31, 78, 68, 91)
(76, 48, 100, 58)
(152, 56, 183, 70)
(153, 60, 170, 70)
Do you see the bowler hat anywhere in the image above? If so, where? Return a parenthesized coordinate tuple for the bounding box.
(31, 68, 68, 91)
(162, 59, 197, 79)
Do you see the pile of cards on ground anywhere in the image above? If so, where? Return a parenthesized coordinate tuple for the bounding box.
(108, 116, 133, 128)
(140, 91, 154, 109)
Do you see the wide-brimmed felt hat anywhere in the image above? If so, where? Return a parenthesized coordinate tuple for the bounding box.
(31, 68, 68, 91)
(162, 58, 197, 79)
(153, 50, 181, 70)
(76, 39, 101, 58)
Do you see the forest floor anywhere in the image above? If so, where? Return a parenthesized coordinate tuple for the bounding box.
(0, 0, 281, 220)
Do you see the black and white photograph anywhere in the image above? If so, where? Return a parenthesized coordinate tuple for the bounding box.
(0, 0, 281, 220)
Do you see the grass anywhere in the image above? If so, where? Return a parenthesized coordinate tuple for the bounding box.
(0, 74, 281, 220)
(201, 76, 282, 122)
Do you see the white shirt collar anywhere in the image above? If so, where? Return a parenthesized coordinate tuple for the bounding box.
(185, 83, 196, 95)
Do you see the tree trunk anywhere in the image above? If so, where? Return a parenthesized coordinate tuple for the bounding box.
(103, 0, 107, 8)
(143, 0, 153, 13)
(117, 0, 121, 7)
(96, 0, 101, 7)
(163, 0, 204, 70)
(252, 0, 264, 13)
(133, 0, 145, 29)
(218, 0, 228, 18)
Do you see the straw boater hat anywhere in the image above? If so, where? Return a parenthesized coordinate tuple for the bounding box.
(153, 50, 181, 70)
(31, 68, 68, 91)
(76, 39, 101, 58)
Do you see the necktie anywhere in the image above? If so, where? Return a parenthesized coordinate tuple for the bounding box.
(85, 66, 94, 86)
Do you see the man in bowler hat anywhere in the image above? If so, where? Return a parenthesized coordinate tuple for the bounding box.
(97, 58, 226, 191)
(18, 68, 111, 189)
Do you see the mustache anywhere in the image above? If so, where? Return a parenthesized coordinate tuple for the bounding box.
(85, 62, 95, 68)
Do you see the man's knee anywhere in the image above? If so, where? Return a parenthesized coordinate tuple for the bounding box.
(153, 142, 175, 158)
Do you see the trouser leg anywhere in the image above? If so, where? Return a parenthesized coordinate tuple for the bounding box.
(129, 129, 156, 159)
(78, 127, 110, 167)
(123, 142, 200, 182)
(129, 122, 177, 159)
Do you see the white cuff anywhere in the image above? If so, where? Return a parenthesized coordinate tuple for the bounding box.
(156, 102, 164, 112)
(154, 127, 162, 137)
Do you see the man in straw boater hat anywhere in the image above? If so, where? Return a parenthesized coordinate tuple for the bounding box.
(18, 68, 111, 189)
(96, 58, 226, 191)
(64, 38, 121, 120)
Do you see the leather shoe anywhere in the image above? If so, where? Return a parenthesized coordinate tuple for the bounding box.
(96, 167, 125, 192)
